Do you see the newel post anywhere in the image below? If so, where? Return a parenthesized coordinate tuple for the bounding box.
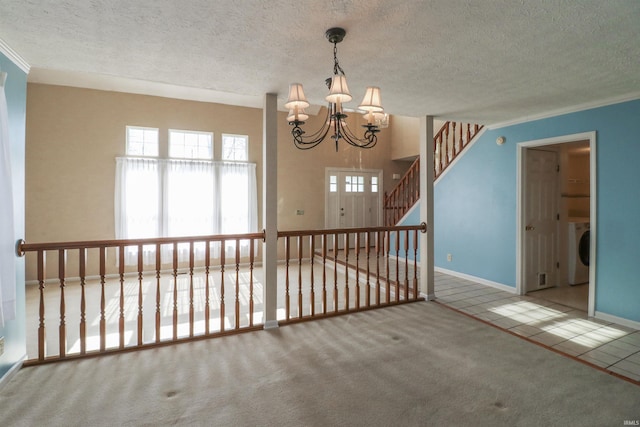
(419, 115, 435, 300)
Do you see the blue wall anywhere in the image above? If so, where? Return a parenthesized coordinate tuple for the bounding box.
(0, 52, 27, 380)
(423, 99, 640, 323)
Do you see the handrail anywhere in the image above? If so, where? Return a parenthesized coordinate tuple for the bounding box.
(278, 223, 426, 238)
(17, 231, 266, 256)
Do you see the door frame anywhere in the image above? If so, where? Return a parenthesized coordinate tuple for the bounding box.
(324, 167, 383, 230)
(516, 131, 597, 316)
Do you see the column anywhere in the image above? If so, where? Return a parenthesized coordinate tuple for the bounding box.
(419, 116, 435, 300)
(262, 93, 279, 328)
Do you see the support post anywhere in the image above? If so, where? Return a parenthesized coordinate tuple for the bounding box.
(263, 93, 279, 328)
(419, 116, 435, 300)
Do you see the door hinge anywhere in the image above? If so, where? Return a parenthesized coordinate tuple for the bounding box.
(557, 262, 560, 269)
(556, 164, 560, 172)
(557, 213, 560, 220)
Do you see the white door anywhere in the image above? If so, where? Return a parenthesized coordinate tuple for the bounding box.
(524, 149, 559, 292)
(326, 169, 381, 248)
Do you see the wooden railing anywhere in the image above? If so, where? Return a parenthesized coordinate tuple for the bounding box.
(17, 224, 427, 364)
(384, 121, 483, 225)
(277, 224, 426, 322)
(17, 232, 265, 365)
(435, 122, 483, 177)
(384, 158, 420, 226)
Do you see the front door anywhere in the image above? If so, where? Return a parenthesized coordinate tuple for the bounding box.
(524, 149, 559, 292)
(326, 169, 381, 248)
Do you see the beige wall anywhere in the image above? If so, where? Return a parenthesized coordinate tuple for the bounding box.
(390, 115, 446, 161)
(25, 83, 411, 279)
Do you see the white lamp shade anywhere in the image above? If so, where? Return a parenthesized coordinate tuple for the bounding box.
(287, 108, 309, 122)
(285, 83, 310, 109)
(325, 75, 352, 103)
(358, 86, 383, 112)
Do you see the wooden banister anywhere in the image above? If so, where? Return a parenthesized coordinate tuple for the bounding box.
(384, 121, 483, 225)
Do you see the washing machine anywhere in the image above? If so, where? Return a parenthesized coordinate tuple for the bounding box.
(568, 218, 590, 285)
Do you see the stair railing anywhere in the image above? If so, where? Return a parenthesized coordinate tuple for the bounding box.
(384, 121, 483, 225)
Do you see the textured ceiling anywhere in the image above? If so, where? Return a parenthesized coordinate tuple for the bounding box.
(1, 0, 639, 124)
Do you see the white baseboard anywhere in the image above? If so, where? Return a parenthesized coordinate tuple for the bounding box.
(435, 267, 517, 294)
(0, 354, 26, 389)
(420, 292, 436, 301)
(263, 320, 279, 330)
(594, 311, 640, 331)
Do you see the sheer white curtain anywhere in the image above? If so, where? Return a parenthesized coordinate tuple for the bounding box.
(165, 159, 215, 261)
(115, 157, 161, 264)
(115, 157, 257, 264)
(0, 71, 16, 327)
(217, 162, 258, 257)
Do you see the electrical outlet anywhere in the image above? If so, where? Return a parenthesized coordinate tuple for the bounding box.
(447, 253, 452, 262)
(296, 209, 304, 215)
(0, 336, 4, 356)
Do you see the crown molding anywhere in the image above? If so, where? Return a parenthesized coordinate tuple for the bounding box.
(486, 92, 640, 130)
(0, 38, 30, 73)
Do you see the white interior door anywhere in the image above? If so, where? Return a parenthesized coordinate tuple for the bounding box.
(524, 149, 559, 292)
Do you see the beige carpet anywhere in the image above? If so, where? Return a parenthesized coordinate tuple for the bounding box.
(1, 301, 639, 426)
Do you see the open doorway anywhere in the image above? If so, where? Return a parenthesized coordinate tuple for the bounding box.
(516, 132, 596, 316)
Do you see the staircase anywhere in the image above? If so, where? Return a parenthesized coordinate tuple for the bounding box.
(383, 121, 483, 226)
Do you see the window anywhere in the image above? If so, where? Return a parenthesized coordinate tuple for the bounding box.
(169, 129, 213, 160)
(116, 127, 257, 264)
(371, 176, 378, 193)
(345, 175, 364, 193)
(329, 175, 337, 192)
(126, 126, 159, 157)
(221, 134, 248, 161)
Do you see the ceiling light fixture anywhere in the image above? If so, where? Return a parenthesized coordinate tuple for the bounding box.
(285, 27, 385, 151)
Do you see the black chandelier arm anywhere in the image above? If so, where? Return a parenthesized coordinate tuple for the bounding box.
(289, 112, 333, 150)
(339, 119, 379, 149)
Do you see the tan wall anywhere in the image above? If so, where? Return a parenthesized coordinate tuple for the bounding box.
(390, 115, 446, 161)
(25, 83, 410, 280)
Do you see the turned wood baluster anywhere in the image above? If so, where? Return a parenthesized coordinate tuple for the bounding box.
(249, 239, 254, 327)
(451, 122, 457, 159)
(413, 229, 419, 299)
(172, 242, 178, 339)
(137, 245, 144, 345)
(395, 230, 401, 302)
(333, 232, 339, 312)
(204, 242, 211, 333)
(297, 235, 303, 318)
(355, 232, 361, 309)
(466, 123, 471, 145)
(385, 230, 391, 304)
(220, 240, 226, 332)
(58, 249, 66, 357)
(365, 231, 371, 307)
(459, 122, 464, 154)
(118, 246, 125, 349)
(79, 249, 86, 355)
(284, 236, 290, 320)
(190, 241, 195, 336)
(322, 234, 328, 314)
(99, 247, 106, 351)
(344, 232, 350, 310)
(234, 239, 240, 329)
(375, 231, 382, 306)
(36, 250, 46, 361)
(404, 230, 410, 301)
(155, 243, 161, 342)
(309, 235, 315, 317)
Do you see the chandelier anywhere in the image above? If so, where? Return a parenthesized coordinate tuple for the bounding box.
(285, 27, 386, 151)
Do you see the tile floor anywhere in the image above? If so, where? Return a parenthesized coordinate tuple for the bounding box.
(434, 271, 640, 383)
